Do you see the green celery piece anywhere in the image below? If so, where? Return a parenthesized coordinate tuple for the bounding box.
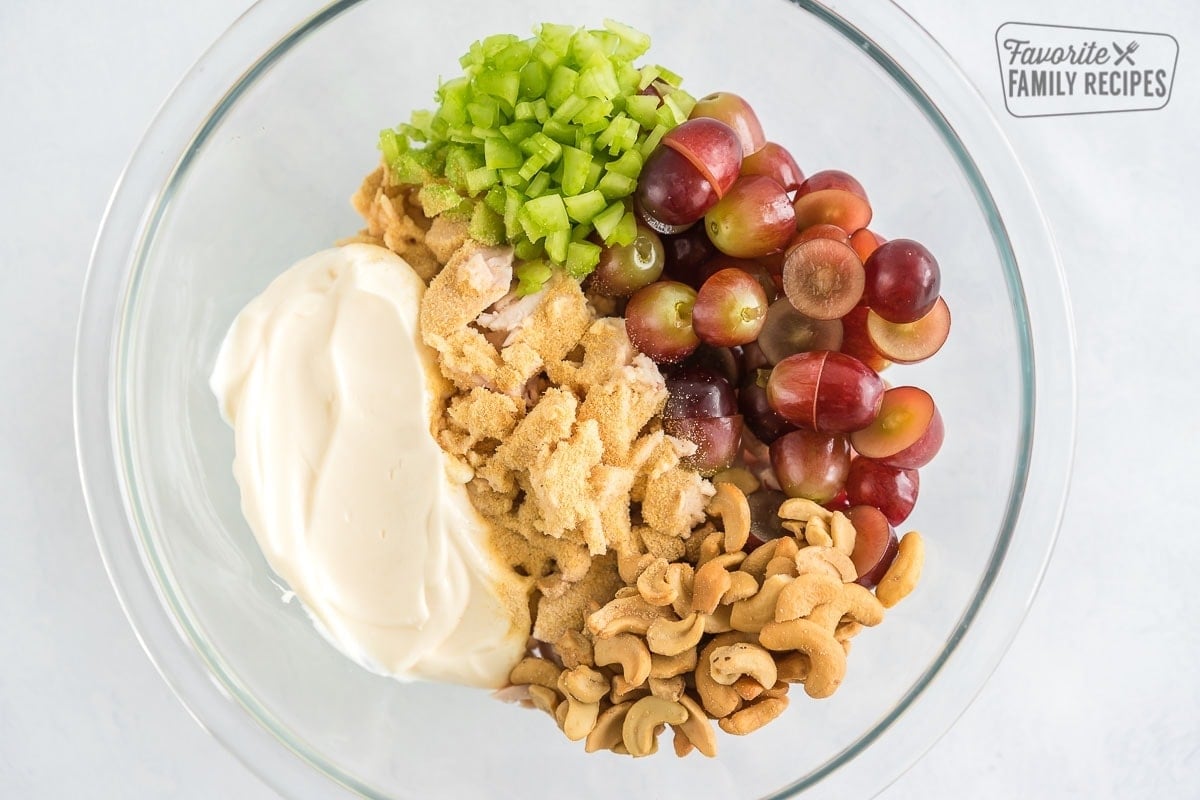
(520, 60, 549, 100)
(546, 65, 579, 108)
(578, 57, 620, 99)
(616, 62, 642, 94)
(559, 146, 592, 195)
(499, 168, 526, 188)
(514, 236, 546, 261)
(597, 170, 637, 199)
(525, 171, 551, 198)
(604, 19, 652, 60)
(565, 241, 602, 277)
(605, 149, 643, 179)
(583, 161, 603, 192)
(494, 40, 532, 72)
(378, 129, 405, 165)
(591, 200, 626, 240)
(475, 70, 521, 109)
(465, 166, 498, 195)
(551, 94, 587, 123)
(471, 126, 505, 140)
(518, 153, 548, 181)
(519, 194, 570, 241)
(435, 77, 471, 125)
(624, 94, 660, 130)
(515, 259, 554, 295)
(595, 113, 627, 151)
(482, 33, 519, 58)
(541, 119, 576, 145)
(638, 123, 669, 157)
(469, 201, 505, 245)
(447, 126, 484, 145)
(407, 109, 434, 139)
(574, 97, 614, 126)
(392, 152, 434, 185)
(467, 97, 499, 128)
(569, 29, 603, 64)
(612, 119, 639, 154)
(531, 98, 550, 123)
(575, 131, 596, 152)
(544, 228, 570, 263)
(484, 184, 506, 214)
(521, 131, 562, 165)
(563, 190, 607, 223)
(444, 145, 484, 192)
(653, 64, 684, 87)
(531, 40, 562, 71)
(500, 120, 539, 144)
(503, 188, 524, 238)
(417, 182, 463, 216)
(484, 137, 523, 170)
(608, 209, 638, 246)
(637, 64, 661, 91)
(570, 222, 595, 242)
(513, 100, 538, 121)
(536, 23, 574, 57)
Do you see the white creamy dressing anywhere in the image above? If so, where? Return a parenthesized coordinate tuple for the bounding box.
(211, 244, 528, 688)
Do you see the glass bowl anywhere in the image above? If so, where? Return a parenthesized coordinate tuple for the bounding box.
(75, 1, 1075, 797)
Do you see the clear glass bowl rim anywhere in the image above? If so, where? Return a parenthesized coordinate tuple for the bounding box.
(74, 1, 1077, 798)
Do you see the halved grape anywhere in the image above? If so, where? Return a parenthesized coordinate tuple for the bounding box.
(625, 280, 700, 363)
(844, 459, 919, 526)
(849, 228, 885, 262)
(863, 239, 941, 324)
(589, 224, 665, 296)
(704, 176, 796, 259)
(781, 238, 865, 321)
(766, 351, 884, 433)
(866, 296, 951, 363)
(692, 267, 769, 347)
(769, 429, 851, 503)
(839, 305, 890, 372)
(740, 141, 804, 192)
(849, 386, 943, 468)
(689, 92, 766, 157)
(661, 117, 744, 198)
(739, 374, 795, 445)
(794, 223, 851, 246)
(697, 256, 778, 302)
(635, 146, 718, 229)
(758, 298, 844, 365)
(792, 170, 872, 231)
(846, 505, 898, 588)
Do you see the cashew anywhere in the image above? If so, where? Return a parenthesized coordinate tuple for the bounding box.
(646, 612, 706, 657)
(558, 665, 609, 704)
(707, 481, 752, 553)
(622, 696, 688, 757)
(618, 552, 656, 584)
(761, 680, 790, 700)
(553, 630, 594, 669)
(509, 657, 561, 690)
(696, 531, 725, 568)
(718, 697, 789, 735)
(741, 538, 780, 582)
(835, 620, 863, 642)
(795, 545, 857, 582)
(672, 728, 695, 758)
(759, 619, 847, 698)
(650, 647, 698, 679)
(712, 466, 760, 497)
(584, 701, 632, 753)
(778, 497, 832, 523)
(774, 536, 800, 561)
(775, 572, 843, 622)
(692, 552, 745, 614)
(695, 634, 754, 718)
(560, 696, 600, 741)
(667, 563, 695, 619)
(587, 594, 672, 638)
(636, 557, 676, 606)
(527, 685, 560, 716)
(710, 642, 779, 690)
(673, 692, 718, 758)
(614, 586, 641, 598)
(703, 604, 734, 634)
(730, 574, 792, 633)
(733, 676, 765, 701)
(830, 510, 856, 556)
(594, 634, 652, 687)
(610, 674, 652, 705)
(722, 571, 759, 604)
(765, 555, 798, 578)
(776, 652, 810, 683)
(876, 531, 924, 608)
(648, 675, 685, 702)
(807, 579, 886, 631)
(804, 515, 833, 548)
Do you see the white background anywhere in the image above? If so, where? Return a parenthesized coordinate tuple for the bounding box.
(1, 1, 1197, 797)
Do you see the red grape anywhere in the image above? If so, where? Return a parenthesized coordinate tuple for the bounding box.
(866, 296, 951, 363)
(739, 373, 795, 445)
(766, 351, 884, 433)
(663, 366, 736, 419)
(781, 238, 865, 320)
(662, 117, 743, 198)
(664, 415, 743, 476)
(844, 459, 919, 526)
(839, 304, 890, 372)
(757, 298, 844, 364)
(689, 92, 766, 157)
(738, 340, 771, 375)
(845, 505, 898, 588)
(625, 280, 700, 363)
(704, 176, 796, 259)
(795, 224, 851, 246)
(823, 489, 851, 512)
(692, 267, 769, 347)
(681, 345, 741, 387)
(769, 429, 851, 503)
(740, 141, 804, 192)
(863, 239, 941, 324)
(849, 228, 885, 262)
(590, 224, 665, 296)
(849, 386, 944, 468)
(746, 489, 790, 550)
(635, 146, 718, 229)
(792, 170, 872, 232)
(697, 256, 778, 302)
(662, 225, 717, 285)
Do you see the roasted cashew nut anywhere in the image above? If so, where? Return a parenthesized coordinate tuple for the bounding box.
(829, 510, 856, 556)
(794, 545, 857, 583)
(722, 570, 759, 604)
(707, 481, 752, 553)
(558, 665, 610, 704)
(712, 466, 760, 496)
(696, 530, 726, 568)
(584, 701, 633, 753)
(778, 497, 833, 523)
(733, 675, 765, 702)
(775, 572, 843, 622)
(587, 594, 672, 638)
(560, 696, 601, 741)
(527, 685, 560, 716)
(508, 656, 562, 690)
(765, 555, 798, 578)
(650, 647, 698, 679)
(646, 612, 706, 657)
(803, 515, 833, 548)
(553, 630, 594, 669)
(709, 642, 779, 690)
(636, 557, 677, 606)
(876, 531, 924, 608)
(703, 604, 734, 634)
(622, 696, 688, 757)
(718, 696, 789, 736)
(775, 652, 811, 683)
(618, 552, 657, 584)
(672, 728, 695, 758)
(648, 675, 685, 702)
(694, 632, 756, 718)
(593, 634, 652, 687)
(691, 552, 746, 614)
(667, 562, 695, 619)
(740, 538, 780, 582)
(672, 692, 718, 758)
(610, 674, 652, 705)
(729, 573, 792, 633)
(759, 618, 847, 699)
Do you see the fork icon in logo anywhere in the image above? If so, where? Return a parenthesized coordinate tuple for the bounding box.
(1113, 40, 1139, 65)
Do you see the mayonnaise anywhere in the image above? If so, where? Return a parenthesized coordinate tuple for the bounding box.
(211, 244, 529, 688)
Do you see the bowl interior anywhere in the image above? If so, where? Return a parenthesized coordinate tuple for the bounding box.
(117, 1, 1025, 797)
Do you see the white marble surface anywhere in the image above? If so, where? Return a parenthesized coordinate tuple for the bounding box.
(1, 1, 1197, 797)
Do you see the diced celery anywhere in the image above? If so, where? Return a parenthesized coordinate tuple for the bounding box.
(652, 64, 684, 88)
(597, 171, 637, 199)
(565, 241, 602, 277)
(444, 145, 484, 191)
(624, 94, 660, 130)
(603, 18, 652, 60)
(578, 58, 620, 99)
(551, 94, 587, 123)
(519, 60, 549, 100)
(531, 98, 550, 123)
(469, 201, 505, 245)
(465, 166, 498, 195)
(513, 100, 538, 121)
(471, 126, 504, 140)
(638, 123, 669, 157)
(579, 117, 609, 136)
(514, 236, 546, 261)
(521, 131, 562, 165)
(515, 259, 553, 296)
(447, 126, 483, 144)
(667, 88, 696, 119)
(518, 153, 547, 181)
(637, 65, 661, 91)
(616, 62, 641, 94)
(474, 70, 521, 109)
(570, 222, 594, 242)
(591, 201, 626, 240)
(546, 65, 579, 108)
(605, 149, 643, 179)
(392, 152, 434, 185)
(484, 137, 523, 170)
(544, 228, 570, 263)
(536, 23, 574, 57)
(484, 184, 506, 214)
(574, 97, 614, 126)
(608, 209, 638, 246)
(583, 161, 603, 192)
(503, 188, 524, 238)
(494, 40, 532, 72)
(417, 182, 463, 216)
(563, 190, 607, 223)
(525, 171, 551, 198)
(499, 168, 526, 188)
(519, 194, 570, 241)
(560, 146, 592, 195)
(467, 97, 499, 128)
(575, 132, 596, 153)
(378, 129, 404, 164)
(569, 29, 603, 64)
(542, 119, 575, 145)
(500, 120, 539, 144)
